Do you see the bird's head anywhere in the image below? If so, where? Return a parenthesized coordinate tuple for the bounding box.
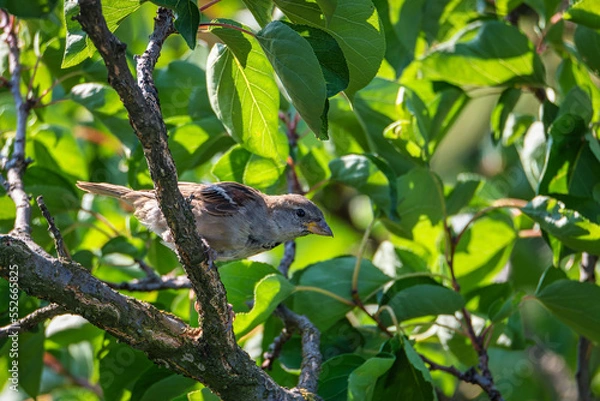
(269, 194, 333, 240)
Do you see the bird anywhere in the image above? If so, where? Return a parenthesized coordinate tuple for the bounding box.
(76, 181, 333, 261)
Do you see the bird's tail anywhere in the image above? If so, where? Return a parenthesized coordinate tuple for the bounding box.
(76, 181, 133, 199)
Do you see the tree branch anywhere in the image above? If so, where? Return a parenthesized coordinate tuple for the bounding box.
(1, 11, 32, 236)
(275, 306, 322, 396)
(36, 196, 71, 260)
(106, 275, 191, 292)
(0, 303, 66, 339)
(443, 221, 505, 401)
(0, 235, 305, 400)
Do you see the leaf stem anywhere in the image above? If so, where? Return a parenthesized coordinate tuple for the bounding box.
(294, 286, 355, 307)
(198, 22, 256, 38)
(199, 0, 222, 12)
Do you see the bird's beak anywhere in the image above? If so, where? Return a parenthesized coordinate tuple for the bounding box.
(305, 220, 334, 237)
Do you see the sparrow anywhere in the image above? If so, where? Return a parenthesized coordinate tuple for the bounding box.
(76, 181, 333, 261)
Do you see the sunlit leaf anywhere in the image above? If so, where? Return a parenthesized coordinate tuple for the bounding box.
(256, 21, 329, 139)
(522, 196, 600, 254)
(274, 0, 385, 99)
(564, 0, 600, 30)
(207, 22, 286, 163)
(420, 21, 545, 87)
(234, 273, 294, 337)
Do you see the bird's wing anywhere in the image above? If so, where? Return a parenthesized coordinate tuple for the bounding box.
(180, 182, 262, 217)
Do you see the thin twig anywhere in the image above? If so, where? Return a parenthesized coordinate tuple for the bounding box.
(44, 352, 103, 396)
(0, 304, 66, 339)
(198, 22, 256, 37)
(136, 258, 161, 281)
(135, 7, 175, 110)
(443, 212, 505, 401)
(278, 241, 296, 277)
(78, 207, 122, 237)
(36, 196, 71, 260)
(274, 305, 322, 397)
(2, 11, 32, 236)
(199, 0, 223, 12)
(261, 324, 293, 370)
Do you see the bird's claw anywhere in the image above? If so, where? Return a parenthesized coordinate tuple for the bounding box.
(201, 238, 217, 270)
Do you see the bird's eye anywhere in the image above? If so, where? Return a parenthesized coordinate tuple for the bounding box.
(296, 208, 306, 218)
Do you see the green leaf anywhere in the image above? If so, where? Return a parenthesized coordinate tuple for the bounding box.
(491, 88, 521, 144)
(155, 61, 212, 119)
(316, 0, 338, 24)
(70, 83, 137, 149)
(207, 22, 286, 163)
(211, 145, 251, 183)
(372, 336, 437, 401)
(101, 236, 145, 259)
(293, 256, 391, 330)
(242, 152, 287, 190)
(445, 174, 483, 215)
(151, 0, 199, 49)
(256, 21, 328, 139)
(534, 266, 568, 295)
(27, 126, 88, 180)
(574, 25, 600, 76)
(564, 0, 600, 30)
(219, 260, 280, 312)
(521, 196, 600, 254)
(211, 143, 287, 191)
(17, 331, 45, 397)
(99, 338, 153, 401)
(0, 0, 58, 18)
(168, 120, 233, 174)
(503, 114, 535, 146)
(130, 364, 198, 401)
(319, 354, 366, 401)
(286, 23, 350, 97)
(329, 154, 393, 216)
(234, 274, 295, 337)
(420, 21, 545, 87)
(376, 0, 426, 77)
(62, 0, 143, 68)
(535, 279, 600, 342)
(62, 0, 94, 68)
(382, 283, 465, 322)
(454, 214, 517, 291)
(23, 166, 79, 212)
(352, 78, 416, 174)
(274, 0, 385, 99)
(348, 354, 395, 401)
(240, 0, 273, 27)
(384, 168, 445, 240)
(495, 0, 524, 16)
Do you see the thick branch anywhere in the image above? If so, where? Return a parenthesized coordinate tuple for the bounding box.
(0, 236, 303, 400)
(0, 303, 66, 339)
